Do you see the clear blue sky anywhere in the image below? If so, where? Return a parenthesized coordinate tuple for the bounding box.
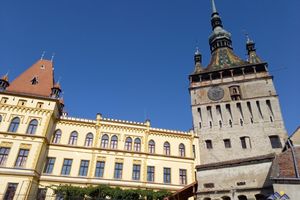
(0, 0, 298, 134)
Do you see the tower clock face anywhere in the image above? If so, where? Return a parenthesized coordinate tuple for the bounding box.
(207, 86, 224, 101)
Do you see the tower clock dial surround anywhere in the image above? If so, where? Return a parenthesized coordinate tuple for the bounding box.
(207, 86, 224, 101)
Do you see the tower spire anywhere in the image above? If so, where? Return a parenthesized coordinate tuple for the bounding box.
(206, 0, 246, 70)
(211, 0, 217, 14)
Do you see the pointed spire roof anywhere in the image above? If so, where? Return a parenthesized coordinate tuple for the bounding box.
(7, 59, 55, 97)
(206, 0, 247, 71)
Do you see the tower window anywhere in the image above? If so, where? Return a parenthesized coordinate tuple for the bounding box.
(229, 86, 241, 101)
(269, 136, 282, 149)
(229, 119, 233, 127)
(256, 101, 263, 119)
(224, 139, 231, 148)
(240, 137, 251, 149)
(205, 140, 213, 149)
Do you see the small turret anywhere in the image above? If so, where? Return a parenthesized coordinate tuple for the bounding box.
(0, 73, 10, 91)
(51, 81, 62, 98)
(246, 35, 262, 64)
(194, 48, 204, 73)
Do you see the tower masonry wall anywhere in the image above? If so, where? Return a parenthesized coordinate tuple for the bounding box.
(190, 73, 288, 164)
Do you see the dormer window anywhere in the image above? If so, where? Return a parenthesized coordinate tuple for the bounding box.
(229, 85, 241, 101)
(31, 76, 39, 85)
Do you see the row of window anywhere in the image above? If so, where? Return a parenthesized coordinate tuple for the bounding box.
(0, 147, 188, 185)
(53, 130, 187, 157)
(204, 135, 282, 150)
(44, 157, 187, 185)
(1, 117, 38, 134)
(0, 116, 188, 157)
(198, 100, 275, 129)
(0, 147, 29, 167)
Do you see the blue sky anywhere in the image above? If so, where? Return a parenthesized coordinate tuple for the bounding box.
(0, 0, 298, 134)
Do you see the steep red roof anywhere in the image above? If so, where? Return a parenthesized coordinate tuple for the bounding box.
(7, 59, 54, 97)
(271, 147, 300, 179)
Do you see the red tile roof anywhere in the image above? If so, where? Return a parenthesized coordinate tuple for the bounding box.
(7, 59, 54, 97)
(271, 147, 300, 179)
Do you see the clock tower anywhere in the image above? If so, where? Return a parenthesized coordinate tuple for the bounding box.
(189, 0, 288, 166)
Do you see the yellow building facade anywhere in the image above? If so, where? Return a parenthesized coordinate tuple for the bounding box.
(0, 59, 199, 199)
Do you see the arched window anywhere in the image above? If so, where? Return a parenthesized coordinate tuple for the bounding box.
(110, 135, 118, 149)
(164, 142, 170, 156)
(148, 140, 155, 154)
(134, 138, 141, 152)
(238, 195, 247, 200)
(255, 194, 266, 200)
(101, 134, 109, 148)
(0, 115, 2, 124)
(26, 119, 38, 134)
(52, 130, 62, 144)
(8, 117, 20, 133)
(221, 196, 231, 200)
(179, 143, 185, 157)
(124, 137, 132, 151)
(85, 133, 93, 147)
(69, 131, 78, 145)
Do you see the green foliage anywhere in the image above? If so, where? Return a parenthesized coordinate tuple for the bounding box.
(53, 184, 171, 200)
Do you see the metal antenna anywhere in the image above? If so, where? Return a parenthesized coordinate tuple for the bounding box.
(40, 51, 46, 60)
(51, 53, 56, 62)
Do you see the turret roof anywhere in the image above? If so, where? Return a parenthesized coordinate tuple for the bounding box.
(7, 59, 55, 97)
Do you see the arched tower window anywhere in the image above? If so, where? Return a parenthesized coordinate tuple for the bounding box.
(0, 115, 2, 124)
(229, 85, 241, 101)
(69, 131, 78, 145)
(179, 143, 185, 157)
(238, 195, 248, 200)
(110, 135, 118, 149)
(8, 117, 20, 133)
(164, 142, 170, 156)
(124, 137, 132, 151)
(26, 119, 38, 135)
(255, 194, 266, 200)
(221, 196, 231, 200)
(52, 130, 62, 144)
(85, 133, 93, 147)
(101, 134, 109, 148)
(148, 140, 155, 154)
(134, 138, 141, 152)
